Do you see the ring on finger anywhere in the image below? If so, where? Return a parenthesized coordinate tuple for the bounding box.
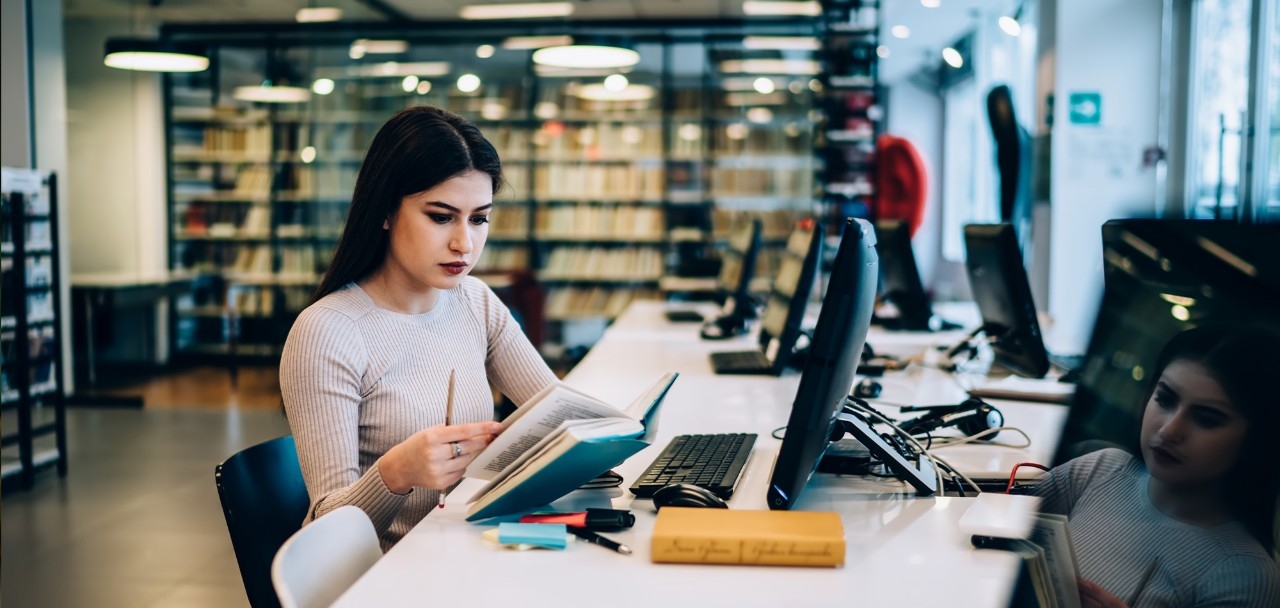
(451, 441, 462, 459)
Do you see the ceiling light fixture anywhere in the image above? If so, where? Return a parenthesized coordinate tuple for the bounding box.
(295, 7, 343, 22)
(942, 47, 964, 68)
(719, 59, 820, 75)
(890, 25, 911, 39)
(533, 43, 639, 69)
(742, 1, 821, 16)
(460, 2, 574, 20)
(574, 83, 655, 101)
(921, 0, 941, 8)
(741, 36, 820, 51)
(233, 83, 311, 103)
(350, 39, 409, 56)
(476, 44, 496, 58)
(502, 35, 574, 50)
(103, 38, 209, 72)
(998, 16, 1022, 36)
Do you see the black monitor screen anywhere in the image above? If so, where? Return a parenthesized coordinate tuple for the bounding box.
(717, 217, 762, 305)
(963, 223, 1050, 378)
(1052, 219, 1280, 464)
(874, 219, 935, 331)
(767, 218, 878, 510)
(757, 221, 823, 373)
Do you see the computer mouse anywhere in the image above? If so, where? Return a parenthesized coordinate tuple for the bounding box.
(651, 483, 729, 510)
(853, 378, 882, 399)
(699, 314, 747, 340)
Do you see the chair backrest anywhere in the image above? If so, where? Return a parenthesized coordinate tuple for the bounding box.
(215, 435, 311, 608)
(272, 505, 382, 608)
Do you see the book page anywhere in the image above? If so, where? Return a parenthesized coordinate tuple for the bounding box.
(466, 418, 639, 505)
(620, 371, 680, 420)
(1031, 514, 1082, 608)
(465, 383, 621, 480)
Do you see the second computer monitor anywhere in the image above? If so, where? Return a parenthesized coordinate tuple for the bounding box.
(717, 217, 763, 317)
(756, 221, 823, 373)
(962, 223, 1050, 378)
(874, 219, 936, 331)
(767, 218, 879, 510)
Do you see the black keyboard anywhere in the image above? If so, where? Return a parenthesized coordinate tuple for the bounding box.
(629, 433, 757, 499)
(709, 350, 773, 375)
(665, 310, 706, 323)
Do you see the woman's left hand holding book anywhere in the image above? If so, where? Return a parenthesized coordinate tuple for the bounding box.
(377, 421, 504, 496)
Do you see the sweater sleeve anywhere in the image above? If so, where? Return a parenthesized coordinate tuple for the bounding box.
(1196, 554, 1280, 607)
(461, 278, 558, 406)
(279, 305, 409, 536)
(1034, 448, 1129, 517)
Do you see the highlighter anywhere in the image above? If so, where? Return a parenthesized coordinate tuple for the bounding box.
(519, 508, 636, 531)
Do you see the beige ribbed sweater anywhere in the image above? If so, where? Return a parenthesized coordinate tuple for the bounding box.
(280, 278, 557, 549)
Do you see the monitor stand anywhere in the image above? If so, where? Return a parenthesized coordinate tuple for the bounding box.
(835, 412, 937, 495)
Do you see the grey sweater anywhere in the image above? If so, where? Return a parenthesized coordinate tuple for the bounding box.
(1036, 448, 1280, 607)
(280, 279, 557, 549)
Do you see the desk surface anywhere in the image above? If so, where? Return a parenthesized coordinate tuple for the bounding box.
(332, 300, 1069, 608)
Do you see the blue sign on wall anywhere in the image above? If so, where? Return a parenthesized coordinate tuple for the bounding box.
(1068, 92, 1102, 125)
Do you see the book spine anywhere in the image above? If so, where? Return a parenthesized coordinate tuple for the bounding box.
(650, 537, 844, 567)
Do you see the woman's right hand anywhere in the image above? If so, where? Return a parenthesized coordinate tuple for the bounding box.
(1079, 579, 1128, 608)
(377, 421, 503, 495)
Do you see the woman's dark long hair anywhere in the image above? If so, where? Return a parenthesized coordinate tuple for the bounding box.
(312, 105, 503, 303)
(1147, 324, 1280, 554)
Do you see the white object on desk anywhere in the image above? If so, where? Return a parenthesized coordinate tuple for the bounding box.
(967, 376, 1077, 404)
(958, 493, 1042, 540)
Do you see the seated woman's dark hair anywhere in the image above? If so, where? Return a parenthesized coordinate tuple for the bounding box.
(313, 106, 503, 303)
(1149, 323, 1280, 554)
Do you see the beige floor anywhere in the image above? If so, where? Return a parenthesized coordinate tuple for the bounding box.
(92, 365, 285, 411)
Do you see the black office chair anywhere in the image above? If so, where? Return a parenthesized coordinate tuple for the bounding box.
(215, 435, 311, 608)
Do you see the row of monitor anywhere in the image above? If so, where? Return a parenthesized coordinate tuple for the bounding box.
(731, 216, 1277, 511)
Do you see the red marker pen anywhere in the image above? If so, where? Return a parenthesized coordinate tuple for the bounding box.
(519, 508, 635, 531)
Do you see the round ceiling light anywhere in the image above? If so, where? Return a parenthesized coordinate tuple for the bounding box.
(103, 38, 209, 72)
(532, 44, 640, 70)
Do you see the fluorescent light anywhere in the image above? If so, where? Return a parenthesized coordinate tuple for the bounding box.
(416, 81, 432, 95)
(103, 38, 208, 72)
(295, 7, 343, 22)
(476, 44, 496, 58)
(998, 16, 1022, 36)
(753, 77, 776, 94)
(741, 36, 820, 51)
(942, 47, 964, 68)
(742, 1, 820, 17)
(603, 74, 629, 92)
(533, 45, 640, 69)
(574, 83, 655, 101)
(746, 107, 773, 124)
(457, 74, 481, 93)
(233, 85, 310, 103)
(351, 39, 408, 55)
(300, 146, 317, 163)
(460, 2, 574, 20)
(322, 61, 451, 78)
(890, 25, 911, 39)
(312, 78, 335, 95)
(503, 35, 573, 50)
(401, 75, 419, 92)
(921, 0, 941, 7)
(719, 59, 820, 74)
(876, 45, 890, 58)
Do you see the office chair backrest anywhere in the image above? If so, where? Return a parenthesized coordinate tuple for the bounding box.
(214, 435, 311, 608)
(272, 505, 382, 608)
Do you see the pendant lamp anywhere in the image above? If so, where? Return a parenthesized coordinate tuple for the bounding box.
(532, 38, 639, 70)
(103, 38, 209, 72)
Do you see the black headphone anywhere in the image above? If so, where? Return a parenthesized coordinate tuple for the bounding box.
(897, 398, 1003, 439)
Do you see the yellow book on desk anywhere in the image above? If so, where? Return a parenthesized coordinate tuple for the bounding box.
(650, 508, 845, 567)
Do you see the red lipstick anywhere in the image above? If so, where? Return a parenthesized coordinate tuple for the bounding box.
(441, 262, 468, 275)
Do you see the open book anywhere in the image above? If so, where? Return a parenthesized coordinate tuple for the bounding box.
(463, 372, 679, 521)
(998, 514, 1082, 608)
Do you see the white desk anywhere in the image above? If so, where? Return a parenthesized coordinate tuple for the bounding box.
(333, 301, 1070, 608)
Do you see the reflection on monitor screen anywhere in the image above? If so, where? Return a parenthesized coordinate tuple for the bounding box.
(1053, 219, 1280, 464)
(767, 218, 879, 510)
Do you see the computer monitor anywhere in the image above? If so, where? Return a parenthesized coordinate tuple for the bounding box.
(1052, 219, 1280, 465)
(716, 216, 763, 319)
(874, 219, 946, 331)
(767, 218, 879, 510)
(962, 223, 1051, 378)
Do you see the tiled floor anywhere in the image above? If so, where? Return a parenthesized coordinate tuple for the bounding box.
(1, 366, 291, 608)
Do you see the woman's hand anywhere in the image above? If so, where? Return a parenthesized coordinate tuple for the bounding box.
(378, 421, 503, 495)
(1079, 579, 1128, 608)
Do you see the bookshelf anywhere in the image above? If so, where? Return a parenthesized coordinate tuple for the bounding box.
(160, 28, 822, 357)
(1, 168, 68, 491)
(816, 1, 883, 234)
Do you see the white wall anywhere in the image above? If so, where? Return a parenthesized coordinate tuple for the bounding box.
(883, 79, 944, 295)
(63, 18, 168, 278)
(1047, 0, 1164, 352)
(1, 0, 30, 167)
